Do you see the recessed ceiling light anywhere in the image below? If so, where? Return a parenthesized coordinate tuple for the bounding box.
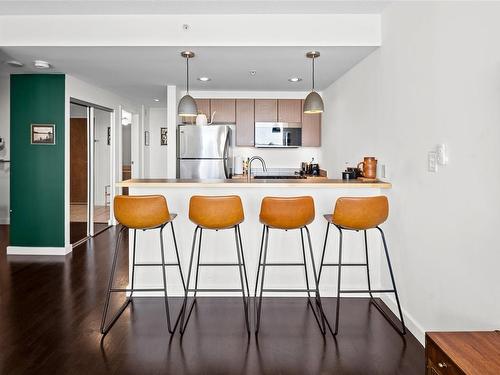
(153, 98, 160, 102)
(288, 77, 302, 83)
(33, 60, 51, 69)
(197, 77, 211, 82)
(5, 60, 24, 68)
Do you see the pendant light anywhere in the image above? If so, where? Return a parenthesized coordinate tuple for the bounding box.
(178, 51, 198, 118)
(303, 51, 324, 114)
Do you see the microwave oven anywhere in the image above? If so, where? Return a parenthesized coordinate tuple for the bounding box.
(254, 122, 302, 148)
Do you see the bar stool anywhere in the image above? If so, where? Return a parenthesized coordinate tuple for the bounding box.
(318, 196, 406, 335)
(179, 195, 250, 334)
(254, 196, 325, 335)
(100, 195, 186, 335)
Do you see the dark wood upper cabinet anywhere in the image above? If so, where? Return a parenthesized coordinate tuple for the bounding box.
(301, 99, 321, 147)
(210, 99, 236, 123)
(235, 99, 255, 146)
(278, 99, 302, 123)
(254, 99, 277, 122)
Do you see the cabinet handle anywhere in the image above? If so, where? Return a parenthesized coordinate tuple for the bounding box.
(438, 362, 448, 368)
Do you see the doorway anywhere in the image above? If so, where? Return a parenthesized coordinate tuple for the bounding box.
(70, 101, 113, 246)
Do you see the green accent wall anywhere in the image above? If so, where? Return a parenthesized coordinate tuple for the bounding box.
(10, 74, 66, 247)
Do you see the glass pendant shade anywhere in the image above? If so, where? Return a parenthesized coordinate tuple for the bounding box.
(303, 91, 324, 114)
(178, 94, 197, 117)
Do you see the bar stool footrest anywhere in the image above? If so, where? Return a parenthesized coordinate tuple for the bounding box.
(135, 263, 181, 267)
(261, 288, 318, 293)
(323, 263, 368, 267)
(187, 288, 243, 293)
(339, 289, 395, 294)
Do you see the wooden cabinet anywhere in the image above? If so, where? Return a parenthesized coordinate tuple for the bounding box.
(278, 99, 302, 123)
(235, 99, 254, 146)
(301, 99, 321, 147)
(210, 99, 236, 123)
(182, 99, 210, 123)
(254, 99, 277, 122)
(196, 99, 211, 121)
(426, 332, 500, 375)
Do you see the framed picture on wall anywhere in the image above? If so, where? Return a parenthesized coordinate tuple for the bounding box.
(31, 124, 55, 145)
(161, 127, 168, 146)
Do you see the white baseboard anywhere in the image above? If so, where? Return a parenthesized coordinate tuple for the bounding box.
(7, 245, 73, 256)
(381, 294, 425, 345)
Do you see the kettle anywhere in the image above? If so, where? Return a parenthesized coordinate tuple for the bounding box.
(195, 113, 208, 126)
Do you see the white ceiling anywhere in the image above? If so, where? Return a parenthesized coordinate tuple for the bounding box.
(0, 0, 390, 15)
(0, 46, 377, 105)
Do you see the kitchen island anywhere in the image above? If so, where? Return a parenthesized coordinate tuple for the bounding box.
(116, 178, 391, 297)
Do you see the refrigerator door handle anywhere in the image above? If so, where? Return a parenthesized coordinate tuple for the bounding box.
(223, 133, 230, 178)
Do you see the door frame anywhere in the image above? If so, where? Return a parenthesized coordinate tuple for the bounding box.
(69, 98, 113, 244)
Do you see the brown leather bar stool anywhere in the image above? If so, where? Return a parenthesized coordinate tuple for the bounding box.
(100, 195, 186, 336)
(254, 196, 325, 335)
(317, 196, 406, 336)
(179, 195, 250, 334)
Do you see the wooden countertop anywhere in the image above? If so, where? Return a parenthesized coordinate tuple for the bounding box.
(117, 178, 392, 189)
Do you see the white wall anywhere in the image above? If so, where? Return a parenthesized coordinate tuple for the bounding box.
(0, 76, 10, 224)
(146, 107, 168, 178)
(321, 2, 500, 343)
(0, 14, 381, 47)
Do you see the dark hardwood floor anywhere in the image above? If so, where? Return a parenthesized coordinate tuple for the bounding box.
(0, 225, 424, 374)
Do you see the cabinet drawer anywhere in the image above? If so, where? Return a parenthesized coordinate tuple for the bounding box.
(426, 340, 464, 375)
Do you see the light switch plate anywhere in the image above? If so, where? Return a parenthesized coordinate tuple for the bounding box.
(437, 144, 448, 165)
(428, 151, 438, 172)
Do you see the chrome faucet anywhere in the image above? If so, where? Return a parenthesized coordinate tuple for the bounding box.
(248, 156, 268, 177)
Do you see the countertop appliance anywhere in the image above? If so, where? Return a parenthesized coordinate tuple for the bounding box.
(255, 122, 302, 148)
(177, 124, 233, 179)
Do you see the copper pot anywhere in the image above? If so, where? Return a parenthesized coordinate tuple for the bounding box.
(357, 157, 377, 179)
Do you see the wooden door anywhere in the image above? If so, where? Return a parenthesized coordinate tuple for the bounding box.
(210, 99, 236, 123)
(301, 99, 321, 147)
(70, 118, 88, 203)
(254, 99, 277, 122)
(278, 99, 302, 123)
(235, 99, 255, 146)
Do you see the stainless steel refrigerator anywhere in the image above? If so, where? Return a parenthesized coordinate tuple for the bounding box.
(176, 124, 233, 179)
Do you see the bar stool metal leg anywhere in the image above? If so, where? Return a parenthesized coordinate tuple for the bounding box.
(179, 226, 201, 335)
(375, 227, 406, 335)
(363, 230, 374, 300)
(100, 226, 136, 335)
(255, 225, 270, 334)
(234, 225, 250, 333)
(101, 226, 126, 335)
(318, 221, 331, 284)
(304, 226, 326, 334)
(237, 225, 251, 307)
(159, 224, 174, 333)
(253, 225, 266, 325)
(333, 226, 343, 336)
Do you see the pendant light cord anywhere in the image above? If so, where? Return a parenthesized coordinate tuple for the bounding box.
(186, 57, 190, 94)
(312, 57, 315, 91)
